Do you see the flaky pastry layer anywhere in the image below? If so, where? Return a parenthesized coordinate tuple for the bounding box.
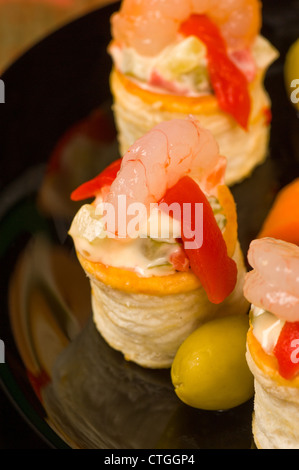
(80, 242, 248, 368)
(110, 68, 271, 186)
(246, 330, 299, 449)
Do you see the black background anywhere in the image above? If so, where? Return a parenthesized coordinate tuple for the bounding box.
(0, 387, 50, 449)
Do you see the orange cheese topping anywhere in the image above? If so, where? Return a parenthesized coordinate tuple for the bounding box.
(111, 67, 269, 128)
(247, 326, 299, 388)
(111, 67, 220, 116)
(76, 185, 237, 295)
(78, 252, 201, 295)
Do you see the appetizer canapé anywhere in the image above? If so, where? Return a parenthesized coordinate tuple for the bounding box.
(244, 238, 299, 449)
(109, 0, 278, 185)
(69, 117, 248, 368)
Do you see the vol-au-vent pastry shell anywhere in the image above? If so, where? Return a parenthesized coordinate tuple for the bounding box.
(246, 328, 299, 449)
(78, 241, 248, 369)
(69, 116, 248, 369)
(110, 67, 271, 186)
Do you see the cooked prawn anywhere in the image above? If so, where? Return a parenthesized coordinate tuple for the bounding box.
(244, 238, 299, 322)
(104, 116, 226, 212)
(111, 0, 261, 56)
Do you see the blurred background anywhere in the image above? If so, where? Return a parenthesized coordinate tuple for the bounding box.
(0, 0, 115, 73)
(0, 0, 116, 450)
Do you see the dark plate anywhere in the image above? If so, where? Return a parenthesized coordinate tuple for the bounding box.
(0, 0, 299, 450)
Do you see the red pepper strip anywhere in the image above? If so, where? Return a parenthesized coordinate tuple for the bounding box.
(70, 158, 122, 201)
(179, 14, 251, 130)
(273, 321, 299, 380)
(160, 176, 237, 304)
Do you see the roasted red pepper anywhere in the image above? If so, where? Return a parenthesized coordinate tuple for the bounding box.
(273, 321, 299, 380)
(70, 158, 122, 201)
(179, 14, 251, 130)
(160, 176, 237, 304)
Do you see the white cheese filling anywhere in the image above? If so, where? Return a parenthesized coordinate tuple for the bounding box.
(69, 194, 226, 277)
(251, 305, 285, 354)
(69, 203, 182, 277)
(109, 35, 279, 97)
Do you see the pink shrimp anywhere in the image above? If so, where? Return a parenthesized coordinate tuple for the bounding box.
(104, 116, 226, 212)
(111, 0, 261, 56)
(244, 238, 299, 322)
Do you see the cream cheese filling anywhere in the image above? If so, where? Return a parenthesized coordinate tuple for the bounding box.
(251, 304, 285, 355)
(109, 36, 210, 96)
(69, 202, 182, 277)
(69, 192, 226, 277)
(109, 35, 279, 97)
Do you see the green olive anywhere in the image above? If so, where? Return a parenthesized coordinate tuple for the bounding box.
(171, 315, 254, 411)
